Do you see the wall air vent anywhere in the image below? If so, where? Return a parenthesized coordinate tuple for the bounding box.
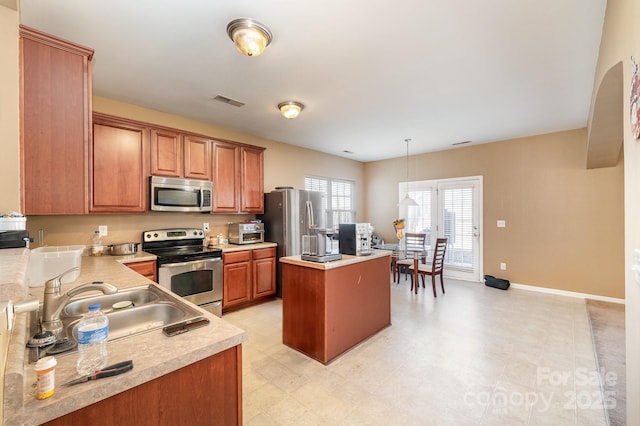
(213, 95, 245, 107)
(452, 140, 472, 146)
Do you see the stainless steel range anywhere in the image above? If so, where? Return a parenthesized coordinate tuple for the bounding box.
(142, 228, 223, 317)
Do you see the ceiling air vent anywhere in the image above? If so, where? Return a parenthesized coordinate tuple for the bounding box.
(213, 95, 245, 107)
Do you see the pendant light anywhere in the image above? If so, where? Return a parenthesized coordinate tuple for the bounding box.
(400, 138, 418, 207)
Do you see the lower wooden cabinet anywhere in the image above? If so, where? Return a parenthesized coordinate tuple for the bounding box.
(125, 260, 157, 282)
(43, 345, 242, 426)
(223, 247, 276, 312)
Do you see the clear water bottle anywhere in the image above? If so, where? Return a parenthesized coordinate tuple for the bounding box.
(76, 304, 108, 375)
(91, 230, 104, 256)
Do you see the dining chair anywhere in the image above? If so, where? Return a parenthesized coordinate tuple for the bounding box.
(409, 237, 448, 296)
(393, 232, 427, 283)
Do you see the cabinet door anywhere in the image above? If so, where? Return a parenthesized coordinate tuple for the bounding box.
(240, 147, 264, 213)
(150, 128, 182, 177)
(212, 142, 240, 213)
(223, 260, 252, 308)
(19, 26, 93, 214)
(253, 256, 276, 298)
(91, 115, 149, 213)
(125, 260, 157, 282)
(184, 135, 212, 180)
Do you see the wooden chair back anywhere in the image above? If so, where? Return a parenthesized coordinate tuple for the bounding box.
(404, 233, 426, 253)
(431, 238, 448, 272)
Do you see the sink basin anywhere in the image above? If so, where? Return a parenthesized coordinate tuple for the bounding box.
(58, 284, 204, 345)
(64, 303, 191, 343)
(63, 287, 159, 317)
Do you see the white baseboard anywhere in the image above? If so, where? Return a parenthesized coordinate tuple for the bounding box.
(509, 282, 625, 304)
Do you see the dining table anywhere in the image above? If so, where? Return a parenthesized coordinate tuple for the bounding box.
(373, 243, 429, 294)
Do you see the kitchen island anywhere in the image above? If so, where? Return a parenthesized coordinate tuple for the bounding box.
(1, 250, 247, 425)
(281, 250, 392, 364)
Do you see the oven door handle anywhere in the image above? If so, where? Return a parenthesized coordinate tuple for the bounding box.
(160, 258, 221, 269)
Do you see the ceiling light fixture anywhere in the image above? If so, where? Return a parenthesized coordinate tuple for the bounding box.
(278, 101, 305, 119)
(400, 138, 418, 207)
(226, 18, 273, 57)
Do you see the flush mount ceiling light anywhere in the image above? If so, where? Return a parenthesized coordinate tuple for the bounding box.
(226, 18, 273, 57)
(278, 101, 305, 119)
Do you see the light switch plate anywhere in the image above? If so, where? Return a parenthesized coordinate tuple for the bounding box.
(98, 225, 108, 236)
(500, 263, 507, 270)
(633, 249, 640, 284)
(497, 220, 506, 228)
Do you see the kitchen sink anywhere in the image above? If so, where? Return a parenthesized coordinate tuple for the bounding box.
(64, 303, 191, 343)
(58, 284, 203, 345)
(62, 287, 160, 317)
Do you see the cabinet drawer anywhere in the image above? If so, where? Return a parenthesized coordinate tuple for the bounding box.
(223, 250, 251, 263)
(252, 247, 276, 260)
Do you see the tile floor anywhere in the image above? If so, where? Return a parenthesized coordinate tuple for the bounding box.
(223, 276, 609, 425)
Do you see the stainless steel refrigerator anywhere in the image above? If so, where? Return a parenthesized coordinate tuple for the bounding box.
(258, 188, 325, 297)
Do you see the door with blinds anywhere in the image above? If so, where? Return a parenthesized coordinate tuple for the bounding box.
(399, 176, 482, 282)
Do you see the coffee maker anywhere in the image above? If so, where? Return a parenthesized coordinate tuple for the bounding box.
(339, 223, 373, 255)
(301, 228, 342, 263)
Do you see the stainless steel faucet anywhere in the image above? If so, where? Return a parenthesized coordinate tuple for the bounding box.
(41, 267, 118, 338)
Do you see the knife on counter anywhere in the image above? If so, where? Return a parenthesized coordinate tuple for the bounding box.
(62, 360, 134, 386)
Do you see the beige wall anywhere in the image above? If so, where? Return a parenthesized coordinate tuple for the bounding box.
(0, 5, 19, 213)
(24, 97, 365, 246)
(365, 129, 624, 298)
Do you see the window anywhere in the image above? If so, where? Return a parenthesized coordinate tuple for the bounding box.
(305, 176, 355, 229)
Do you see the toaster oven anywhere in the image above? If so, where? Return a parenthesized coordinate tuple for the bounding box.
(228, 223, 265, 245)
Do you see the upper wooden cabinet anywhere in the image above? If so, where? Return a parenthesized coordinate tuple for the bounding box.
(19, 26, 94, 214)
(150, 130, 212, 180)
(240, 146, 265, 213)
(212, 142, 264, 214)
(184, 135, 212, 180)
(90, 114, 149, 213)
(150, 128, 182, 177)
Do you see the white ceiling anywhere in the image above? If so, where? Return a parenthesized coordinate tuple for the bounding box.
(19, 0, 606, 162)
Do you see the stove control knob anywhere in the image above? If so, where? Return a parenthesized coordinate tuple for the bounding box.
(145, 233, 151, 239)
(154, 233, 159, 238)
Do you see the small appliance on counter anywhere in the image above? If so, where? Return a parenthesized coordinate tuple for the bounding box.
(301, 228, 342, 263)
(0, 230, 30, 249)
(339, 223, 373, 256)
(228, 222, 264, 245)
(0, 214, 29, 248)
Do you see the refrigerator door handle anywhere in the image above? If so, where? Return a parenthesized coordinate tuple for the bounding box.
(306, 200, 314, 228)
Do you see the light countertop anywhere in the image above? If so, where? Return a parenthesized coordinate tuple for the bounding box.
(217, 241, 277, 253)
(1, 250, 248, 425)
(280, 250, 392, 270)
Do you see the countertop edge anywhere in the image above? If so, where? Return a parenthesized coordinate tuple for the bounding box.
(280, 250, 391, 270)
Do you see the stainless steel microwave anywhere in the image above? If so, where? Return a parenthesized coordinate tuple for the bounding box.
(150, 176, 212, 212)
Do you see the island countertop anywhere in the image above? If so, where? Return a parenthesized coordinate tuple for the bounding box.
(2, 252, 248, 425)
(279, 249, 392, 270)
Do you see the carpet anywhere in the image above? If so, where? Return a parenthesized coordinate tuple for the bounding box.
(586, 299, 626, 426)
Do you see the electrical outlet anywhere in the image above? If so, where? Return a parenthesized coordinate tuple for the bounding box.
(497, 220, 506, 228)
(500, 262, 507, 270)
(99, 225, 108, 236)
(203, 223, 209, 233)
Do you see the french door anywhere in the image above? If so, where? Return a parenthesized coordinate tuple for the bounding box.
(399, 176, 483, 282)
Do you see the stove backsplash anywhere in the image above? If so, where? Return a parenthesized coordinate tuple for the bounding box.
(26, 213, 257, 248)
